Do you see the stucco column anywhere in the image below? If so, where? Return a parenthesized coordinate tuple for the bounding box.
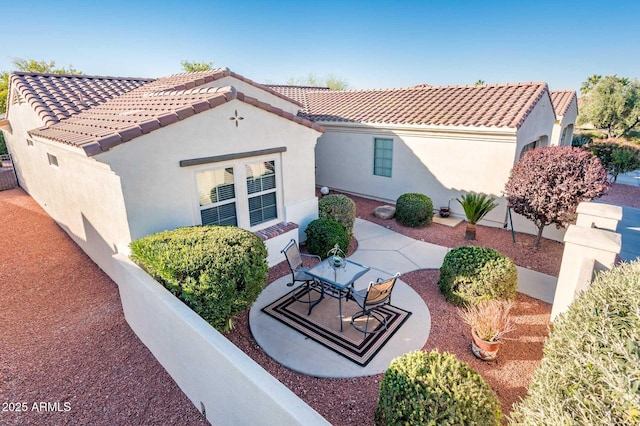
(575, 201, 623, 231)
(550, 224, 621, 321)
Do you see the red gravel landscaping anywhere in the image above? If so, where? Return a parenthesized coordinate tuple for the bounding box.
(0, 189, 206, 426)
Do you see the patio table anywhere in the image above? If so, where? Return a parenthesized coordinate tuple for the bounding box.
(304, 258, 370, 331)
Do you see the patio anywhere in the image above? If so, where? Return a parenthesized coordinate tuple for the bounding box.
(250, 219, 442, 377)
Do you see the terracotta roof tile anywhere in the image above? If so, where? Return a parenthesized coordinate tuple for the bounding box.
(27, 70, 323, 156)
(299, 82, 550, 129)
(265, 85, 332, 106)
(550, 90, 577, 117)
(9, 72, 153, 126)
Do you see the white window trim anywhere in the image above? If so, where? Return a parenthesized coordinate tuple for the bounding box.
(192, 154, 283, 231)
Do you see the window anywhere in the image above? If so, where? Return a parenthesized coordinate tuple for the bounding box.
(246, 160, 277, 226)
(196, 167, 237, 226)
(561, 125, 574, 146)
(194, 158, 280, 229)
(47, 153, 58, 167)
(373, 138, 393, 177)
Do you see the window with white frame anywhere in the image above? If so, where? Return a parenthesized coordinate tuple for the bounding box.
(194, 158, 280, 229)
(246, 160, 278, 226)
(196, 167, 238, 226)
(373, 138, 393, 177)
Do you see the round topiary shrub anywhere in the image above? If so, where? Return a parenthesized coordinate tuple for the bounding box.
(438, 246, 517, 307)
(510, 261, 640, 425)
(319, 194, 356, 235)
(305, 218, 349, 260)
(129, 225, 268, 332)
(375, 350, 502, 425)
(395, 193, 434, 227)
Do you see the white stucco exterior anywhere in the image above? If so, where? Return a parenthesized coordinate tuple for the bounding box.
(314, 92, 566, 241)
(5, 94, 321, 277)
(551, 96, 578, 146)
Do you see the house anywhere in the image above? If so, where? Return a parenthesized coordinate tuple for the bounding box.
(550, 90, 578, 146)
(1, 69, 323, 276)
(269, 83, 577, 240)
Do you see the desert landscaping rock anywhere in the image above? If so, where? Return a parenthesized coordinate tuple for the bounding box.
(374, 205, 396, 220)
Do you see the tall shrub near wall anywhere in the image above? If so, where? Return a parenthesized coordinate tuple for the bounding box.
(510, 261, 640, 425)
(130, 225, 268, 332)
(318, 194, 356, 235)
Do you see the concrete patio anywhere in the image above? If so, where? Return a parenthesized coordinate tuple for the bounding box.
(250, 218, 558, 378)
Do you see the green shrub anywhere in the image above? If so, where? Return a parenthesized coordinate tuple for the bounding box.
(130, 225, 268, 332)
(305, 218, 349, 260)
(318, 194, 356, 235)
(584, 141, 640, 182)
(375, 350, 502, 425)
(571, 133, 592, 147)
(509, 261, 640, 425)
(438, 246, 517, 307)
(395, 193, 434, 227)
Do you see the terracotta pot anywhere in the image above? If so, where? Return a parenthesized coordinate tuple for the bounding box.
(439, 207, 450, 218)
(471, 329, 501, 361)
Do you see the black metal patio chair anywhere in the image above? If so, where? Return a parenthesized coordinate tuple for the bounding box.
(350, 273, 401, 334)
(281, 239, 322, 308)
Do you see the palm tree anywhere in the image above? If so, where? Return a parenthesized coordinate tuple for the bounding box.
(457, 193, 498, 240)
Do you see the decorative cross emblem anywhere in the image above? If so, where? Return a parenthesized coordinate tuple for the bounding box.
(229, 109, 244, 127)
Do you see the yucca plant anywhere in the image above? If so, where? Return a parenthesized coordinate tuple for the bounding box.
(457, 193, 498, 240)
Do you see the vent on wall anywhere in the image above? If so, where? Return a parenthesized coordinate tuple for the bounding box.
(47, 153, 58, 167)
(27, 139, 34, 147)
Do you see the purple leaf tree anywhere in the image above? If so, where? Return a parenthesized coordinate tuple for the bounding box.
(504, 146, 609, 249)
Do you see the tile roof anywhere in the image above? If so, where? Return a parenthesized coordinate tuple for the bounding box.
(549, 90, 577, 117)
(265, 85, 331, 107)
(9, 72, 154, 126)
(301, 82, 551, 129)
(29, 70, 323, 156)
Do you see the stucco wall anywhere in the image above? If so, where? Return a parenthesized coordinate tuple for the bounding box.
(514, 93, 556, 158)
(97, 99, 320, 245)
(5, 102, 133, 276)
(315, 124, 517, 226)
(551, 97, 578, 146)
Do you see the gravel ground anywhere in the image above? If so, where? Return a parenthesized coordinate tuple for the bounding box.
(5, 181, 636, 426)
(0, 189, 207, 426)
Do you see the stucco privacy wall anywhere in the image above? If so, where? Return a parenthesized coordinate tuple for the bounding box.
(4, 102, 132, 277)
(97, 99, 321, 245)
(315, 124, 518, 227)
(113, 254, 330, 426)
(202, 76, 300, 115)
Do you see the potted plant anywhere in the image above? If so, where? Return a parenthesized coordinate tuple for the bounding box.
(456, 193, 498, 240)
(458, 300, 515, 361)
(439, 199, 451, 218)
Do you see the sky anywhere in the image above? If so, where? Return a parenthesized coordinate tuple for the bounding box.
(2, 0, 639, 94)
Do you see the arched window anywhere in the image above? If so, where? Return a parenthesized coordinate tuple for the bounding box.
(519, 136, 548, 159)
(561, 124, 574, 146)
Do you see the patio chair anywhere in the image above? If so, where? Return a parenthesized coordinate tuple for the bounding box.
(350, 273, 401, 334)
(281, 239, 322, 307)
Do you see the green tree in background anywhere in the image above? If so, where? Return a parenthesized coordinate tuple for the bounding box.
(0, 58, 82, 113)
(580, 74, 602, 95)
(578, 75, 640, 139)
(286, 73, 349, 90)
(180, 60, 214, 72)
(474, 79, 486, 85)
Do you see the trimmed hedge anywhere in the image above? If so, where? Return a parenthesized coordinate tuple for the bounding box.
(130, 225, 268, 332)
(438, 246, 517, 306)
(305, 218, 349, 260)
(509, 261, 640, 425)
(319, 194, 356, 236)
(375, 350, 502, 425)
(396, 193, 434, 227)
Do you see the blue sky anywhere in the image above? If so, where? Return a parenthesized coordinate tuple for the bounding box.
(2, 0, 639, 93)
